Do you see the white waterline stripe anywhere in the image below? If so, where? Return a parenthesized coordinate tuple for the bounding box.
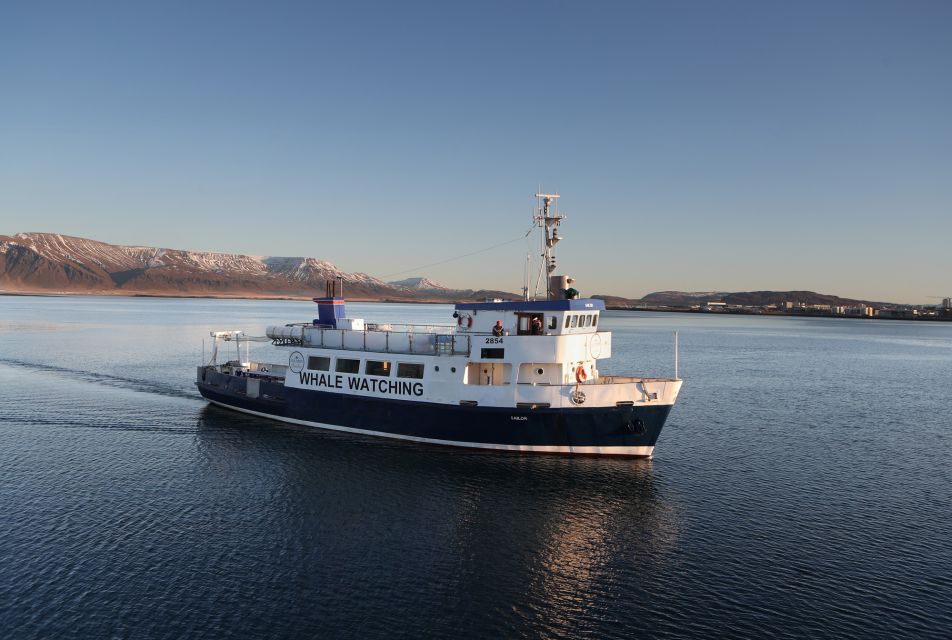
(206, 400, 655, 457)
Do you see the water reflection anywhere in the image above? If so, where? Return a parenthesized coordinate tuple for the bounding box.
(193, 405, 681, 634)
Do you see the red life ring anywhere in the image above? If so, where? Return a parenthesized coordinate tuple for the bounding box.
(457, 316, 463, 326)
(575, 365, 588, 383)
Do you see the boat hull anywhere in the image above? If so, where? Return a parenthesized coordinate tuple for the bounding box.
(196, 372, 673, 457)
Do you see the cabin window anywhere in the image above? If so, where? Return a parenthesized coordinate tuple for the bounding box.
(570, 315, 578, 328)
(397, 363, 424, 379)
(548, 316, 557, 330)
(336, 358, 360, 374)
(365, 360, 391, 377)
(516, 312, 544, 335)
(307, 356, 330, 371)
(584, 315, 592, 327)
(592, 315, 598, 327)
(481, 348, 505, 359)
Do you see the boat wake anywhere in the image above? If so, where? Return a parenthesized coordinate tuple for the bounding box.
(0, 357, 201, 402)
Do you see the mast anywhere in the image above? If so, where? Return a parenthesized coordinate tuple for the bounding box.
(532, 193, 565, 300)
(523, 251, 531, 302)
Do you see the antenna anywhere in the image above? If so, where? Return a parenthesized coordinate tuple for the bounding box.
(523, 252, 531, 301)
(532, 192, 566, 300)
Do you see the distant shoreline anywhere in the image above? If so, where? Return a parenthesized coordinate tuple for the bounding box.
(3, 289, 949, 321)
(604, 306, 952, 322)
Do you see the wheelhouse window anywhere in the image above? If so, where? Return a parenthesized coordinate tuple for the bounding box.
(336, 358, 360, 374)
(307, 356, 330, 371)
(592, 315, 598, 327)
(516, 312, 544, 335)
(548, 316, 557, 330)
(397, 363, 424, 379)
(365, 360, 391, 377)
(570, 315, 578, 328)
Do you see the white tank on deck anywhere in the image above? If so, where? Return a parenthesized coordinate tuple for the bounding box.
(266, 325, 305, 341)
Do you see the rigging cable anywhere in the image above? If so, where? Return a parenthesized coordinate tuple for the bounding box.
(381, 225, 535, 279)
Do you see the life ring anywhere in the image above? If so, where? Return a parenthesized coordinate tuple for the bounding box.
(457, 316, 463, 326)
(575, 365, 588, 383)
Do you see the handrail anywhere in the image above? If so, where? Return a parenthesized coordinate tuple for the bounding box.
(288, 321, 461, 335)
(516, 377, 677, 387)
(295, 325, 472, 356)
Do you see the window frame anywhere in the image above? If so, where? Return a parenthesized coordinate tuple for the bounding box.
(335, 358, 361, 374)
(365, 360, 391, 377)
(396, 362, 425, 379)
(307, 356, 330, 371)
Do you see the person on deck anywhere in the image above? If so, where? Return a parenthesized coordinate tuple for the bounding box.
(492, 321, 505, 337)
(530, 316, 543, 335)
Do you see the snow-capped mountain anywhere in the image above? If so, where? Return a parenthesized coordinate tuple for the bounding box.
(387, 277, 448, 291)
(0, 233, 512, 301)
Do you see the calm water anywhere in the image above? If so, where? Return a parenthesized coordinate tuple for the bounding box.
(1, 296, 950, 639)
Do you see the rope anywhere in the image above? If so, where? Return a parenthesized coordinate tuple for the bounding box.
(380, 225, 535, 279)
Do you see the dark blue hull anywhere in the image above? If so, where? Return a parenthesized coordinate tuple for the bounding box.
(196, 370, 672, 456)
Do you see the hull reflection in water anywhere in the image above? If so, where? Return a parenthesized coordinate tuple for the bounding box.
(194, 405, 680, 636)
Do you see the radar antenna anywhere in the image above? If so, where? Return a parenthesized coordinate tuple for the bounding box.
(532, 193, 565, 300)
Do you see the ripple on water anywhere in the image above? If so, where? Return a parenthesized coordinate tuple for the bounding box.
(1, 300, 951, 639)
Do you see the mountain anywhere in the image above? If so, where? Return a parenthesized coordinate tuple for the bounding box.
(387, 277, 448, 291)
(639, 291, 731, 306)
(2, 233, 897, 308)
(594, 290, 890, 308)
(0, 233, 513, 302)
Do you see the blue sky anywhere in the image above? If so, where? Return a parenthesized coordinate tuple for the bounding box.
(2, 1, 950, 303)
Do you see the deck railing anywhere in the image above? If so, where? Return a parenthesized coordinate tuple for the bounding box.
(294, 325, 472, 356)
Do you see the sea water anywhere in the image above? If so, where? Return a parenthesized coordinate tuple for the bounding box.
(1, 296, 950, 639)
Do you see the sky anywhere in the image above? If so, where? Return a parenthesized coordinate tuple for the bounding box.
(1, 0, 950, 304)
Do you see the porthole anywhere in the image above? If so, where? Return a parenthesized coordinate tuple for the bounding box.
(451, 367, 457, 373)
(435, 365, 440, 372)
(536, 368, 544, 375)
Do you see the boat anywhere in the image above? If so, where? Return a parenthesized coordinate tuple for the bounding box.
(196, 194, 682, 457)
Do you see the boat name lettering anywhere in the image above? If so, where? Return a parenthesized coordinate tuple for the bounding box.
(510, 416, 527, 421)
(298, 372, 345, 389)
(298, 372, 423, 397)
(484, 337, 503, 344)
